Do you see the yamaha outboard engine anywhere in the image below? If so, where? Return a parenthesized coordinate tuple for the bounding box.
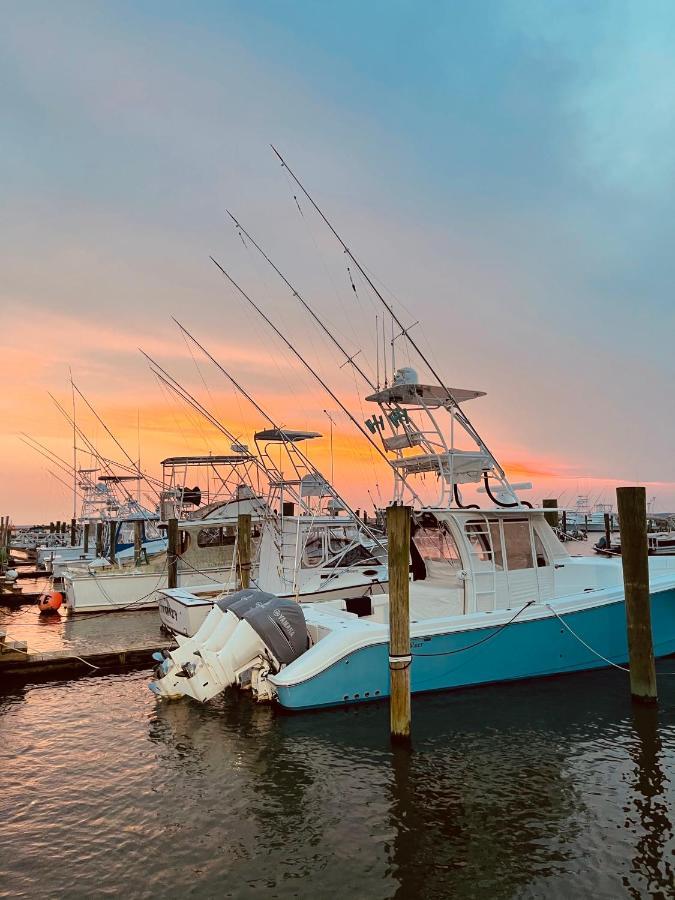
(150, 589, 275, 698)
(150, 593, 308, 704)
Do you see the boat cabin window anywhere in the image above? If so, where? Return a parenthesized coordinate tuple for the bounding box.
(303, 530, 325, 567)
(533, 531, 548, 567)
(327, 526, 354, 554)
(502, 519, 534, 570)
(197, 526, 236, 548)
(145, 521, 161, 541)
(464, 519, 504, 569)
(413, 524, 461, 578)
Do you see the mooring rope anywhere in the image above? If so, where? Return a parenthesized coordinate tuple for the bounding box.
(546, 603, 675, 676)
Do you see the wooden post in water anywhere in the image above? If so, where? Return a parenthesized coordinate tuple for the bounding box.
(543, 499, 559, 529)
(70, 517, 77, 547)
(167, 518, 178, 589)
(134, 520, 143, 567)
(95, 522, 104, 557)
(617, 486, 657, 703)
(49, 522, 55, 534)
(109, 522, 117, 564)
(83, 523, 90, 555)
(604, 512, 612, 550)
(237, 513, 252, 590)
(55, 521, 61, 537)
(561, 510, 567, 534)
(387, 504, 412, 742)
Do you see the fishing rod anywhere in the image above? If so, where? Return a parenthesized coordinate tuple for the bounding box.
(48, 392, 139, 508)
(208, 258, 421, 505)
(226, 210, 376, 391)
(70, 381, 161, 502)
(270, 146, 510, 487)
(46, 468, 86, 504)
(168, 321, 393, 546)
(20, 433, 77, 480)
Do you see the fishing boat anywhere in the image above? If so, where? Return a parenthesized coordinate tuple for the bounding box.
(61, 456, 266, 614)
(148, 155, 675, 708)
(563, 497, 615, 533)
(157, 428, 387, 636)
(150, 369, 675, 708)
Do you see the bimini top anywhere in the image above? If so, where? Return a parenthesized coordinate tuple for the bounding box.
(161, 455, 254, 466)
(365, 382, 486, 407)
(254, 429, 322, 443)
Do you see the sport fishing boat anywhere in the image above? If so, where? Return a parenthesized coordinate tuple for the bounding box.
(61, 455, 267, 614)
(563, 497, 615, 533)
(150, 368, 675, 708)
(157, 428, 387, 637)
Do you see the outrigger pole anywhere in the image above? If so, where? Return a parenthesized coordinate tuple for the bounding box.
(269, 146, 510, 489)
(142, 340, 388, 551)
(208, 257, 423, 506)
(225, 211, 376, 392)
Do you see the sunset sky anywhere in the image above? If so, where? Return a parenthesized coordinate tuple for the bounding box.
(2, 1, 674, 523)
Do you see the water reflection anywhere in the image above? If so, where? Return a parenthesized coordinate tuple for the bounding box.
(626, 703, 674, 896)
(0, 664, 673, 898)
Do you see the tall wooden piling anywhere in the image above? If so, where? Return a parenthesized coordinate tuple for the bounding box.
(387, 504, 412, 742)
(49, 522, 55, 534)
(134, 520, 143, 567)
(70, 518, 77, 547)
(561, 510, 567, 534)
(109, 522, 117, 565)
(617, 486, 657, 703)
(95, 522, 104, 558)
(543, 499, 559, 528)
(604, 512, 612, 550)
(56, 521, 61, 536)
(237, 513, 252, 590)
(167, 518, 178, 589)
(83, 523, 90, 555)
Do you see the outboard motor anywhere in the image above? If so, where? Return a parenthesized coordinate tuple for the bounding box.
(150, 589, 275, 699)
(150, 593, 308, 704)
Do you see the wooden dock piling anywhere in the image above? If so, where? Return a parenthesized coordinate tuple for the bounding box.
(561, 510, 567, 533)
(109, 522, 117, 565)
(134, 520, 142, 566)
(167, 518, 178, 589)
(95, 522, 104, 557)
(83, 523, 90, 555)
(237, 513, 252, 590)
(604, 512, 612, 550)
(387, 504, 412, 742)
(70, 517, 77, 547)
(543, 499, 558, 528)
(617, 486, 657, 703)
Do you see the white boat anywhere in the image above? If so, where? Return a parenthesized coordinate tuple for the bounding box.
(563, 498, 615, 533)
(150, 369, 675, 709)
(62, 487, 266, 614)
(158, 428, 388, 636)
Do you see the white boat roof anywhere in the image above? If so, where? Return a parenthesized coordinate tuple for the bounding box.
(365, 383, 486, 406)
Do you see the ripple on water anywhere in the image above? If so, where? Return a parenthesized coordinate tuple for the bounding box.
(0, 665, 674, 898)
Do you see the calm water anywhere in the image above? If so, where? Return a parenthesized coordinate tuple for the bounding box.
(1, 662, 674, 899)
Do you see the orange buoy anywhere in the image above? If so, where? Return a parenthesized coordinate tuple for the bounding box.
(38, 592, 63, 613)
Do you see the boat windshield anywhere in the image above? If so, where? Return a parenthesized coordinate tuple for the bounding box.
(413, 524, 461, 576)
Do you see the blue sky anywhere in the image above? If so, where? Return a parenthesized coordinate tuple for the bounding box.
(1, 1, 674, 519)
